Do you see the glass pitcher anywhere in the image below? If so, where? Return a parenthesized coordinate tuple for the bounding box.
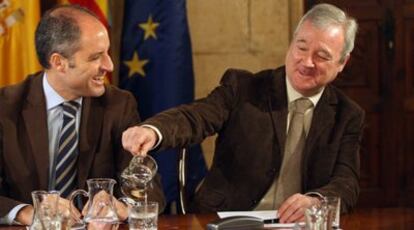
(69, 178, 119, 230)
(30, 190, 62, 230)
(120, 155, 158, 205)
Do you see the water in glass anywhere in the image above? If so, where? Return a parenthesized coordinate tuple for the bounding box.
(305, 204, 328, 230)
(30, 190, 62, 230)
(85, 219, 120, 230)
(128, 201, 158, 230)
(324, 196, 341, 229)
(121, 156, 157, 203)
(129, 212, 157, 230)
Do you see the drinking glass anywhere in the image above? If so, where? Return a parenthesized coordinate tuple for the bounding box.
(305, 203, 328, 230)
(120, 155, 158, 204)
(324, 196, 341, 229)
(128, 201, 158, 230)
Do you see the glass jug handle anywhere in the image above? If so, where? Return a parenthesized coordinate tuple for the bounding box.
(68, 189, 88, 228)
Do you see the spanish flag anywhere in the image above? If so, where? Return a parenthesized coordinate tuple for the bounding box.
(58, 0, 109, 28)
(0, 0, 41, 87)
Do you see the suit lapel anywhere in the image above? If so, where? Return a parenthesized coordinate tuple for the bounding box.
(305, 87, 336, 153)
(267, 68, 288, 155)
(301, 86, 337, 186)
(22, 74, 50, 189)
(77, 97, 104, 188)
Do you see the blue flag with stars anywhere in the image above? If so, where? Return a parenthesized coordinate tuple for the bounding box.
(119, 0, 207, 209)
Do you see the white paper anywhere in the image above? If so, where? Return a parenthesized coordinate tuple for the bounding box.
(217, 210, 278, 220)
(217, 211, 306, 228)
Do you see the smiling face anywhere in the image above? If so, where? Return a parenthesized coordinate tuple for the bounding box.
(285, 20, 349, 97)
(49, 14, 113, 100)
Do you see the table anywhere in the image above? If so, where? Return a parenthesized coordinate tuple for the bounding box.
(1, 208, 413, 229)
(158, 208, 414, 229)
(339, 207, 414, 229)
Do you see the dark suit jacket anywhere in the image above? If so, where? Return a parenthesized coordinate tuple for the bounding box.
(0, 72, 165, 216)
(144, 67, 364, 214)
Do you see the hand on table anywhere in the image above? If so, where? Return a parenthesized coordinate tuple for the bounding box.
(15, 197, 81, 226)
(15, 205, 34, 226)
(58, 197, 82, 224)
(82, 190, 129, 221)
(278, 193, 320, 223)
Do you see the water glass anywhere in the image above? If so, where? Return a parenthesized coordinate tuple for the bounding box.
(305, 204, 328, 230)
(324, 196, 341, 228)
(129, 201, 158, 230)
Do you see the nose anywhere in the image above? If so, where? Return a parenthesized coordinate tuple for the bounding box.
(302, 53, 315, 68)
(102, 53, 114, 72)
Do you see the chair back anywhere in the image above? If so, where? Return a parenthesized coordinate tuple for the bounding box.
(178, 147, 188, 214)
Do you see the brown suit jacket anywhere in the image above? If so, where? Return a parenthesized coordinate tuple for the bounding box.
(0, 72, 165, 216)
(144, 67, 364, 214)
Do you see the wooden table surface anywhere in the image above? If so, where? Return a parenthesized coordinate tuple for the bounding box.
(1, 207, 413, 229)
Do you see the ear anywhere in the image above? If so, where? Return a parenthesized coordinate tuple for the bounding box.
(338, 54, 350, 72)
(49, 53, 67, 72)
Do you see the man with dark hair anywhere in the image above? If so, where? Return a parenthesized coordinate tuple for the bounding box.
(0, 5, 165, 225)
(122, 3, 364, 223)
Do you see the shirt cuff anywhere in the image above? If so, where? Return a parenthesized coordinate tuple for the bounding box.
(141, 124, 163, 149)
(0, 204, 29, 225)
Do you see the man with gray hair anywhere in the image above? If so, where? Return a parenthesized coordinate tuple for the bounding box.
(122, 3, 364, 222)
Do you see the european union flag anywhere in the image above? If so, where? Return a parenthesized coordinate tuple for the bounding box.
(119, 0, 207, 209)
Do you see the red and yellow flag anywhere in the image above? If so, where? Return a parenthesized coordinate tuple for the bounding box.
(58, 0, 109, 28)
(0, 0, 41, 87)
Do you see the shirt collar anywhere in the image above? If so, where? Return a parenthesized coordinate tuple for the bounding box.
(42, 73, 82, 110)
(285, 75, 324, 108)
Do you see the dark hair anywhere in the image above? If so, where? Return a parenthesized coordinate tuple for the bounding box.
(35, 5, 98, 69)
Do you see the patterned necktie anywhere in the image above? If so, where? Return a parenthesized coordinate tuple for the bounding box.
(275, 97, 313, 206)
(55, 101, 79, 198)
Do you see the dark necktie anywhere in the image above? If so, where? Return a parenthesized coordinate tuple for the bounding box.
(55, 101, 79, 198)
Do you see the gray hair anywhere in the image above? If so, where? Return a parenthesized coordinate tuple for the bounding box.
(294, 3, 358, 63)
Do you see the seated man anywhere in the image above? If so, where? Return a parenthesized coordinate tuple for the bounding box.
(122, 3, 364, 223)
(0, 5, 165, 225)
